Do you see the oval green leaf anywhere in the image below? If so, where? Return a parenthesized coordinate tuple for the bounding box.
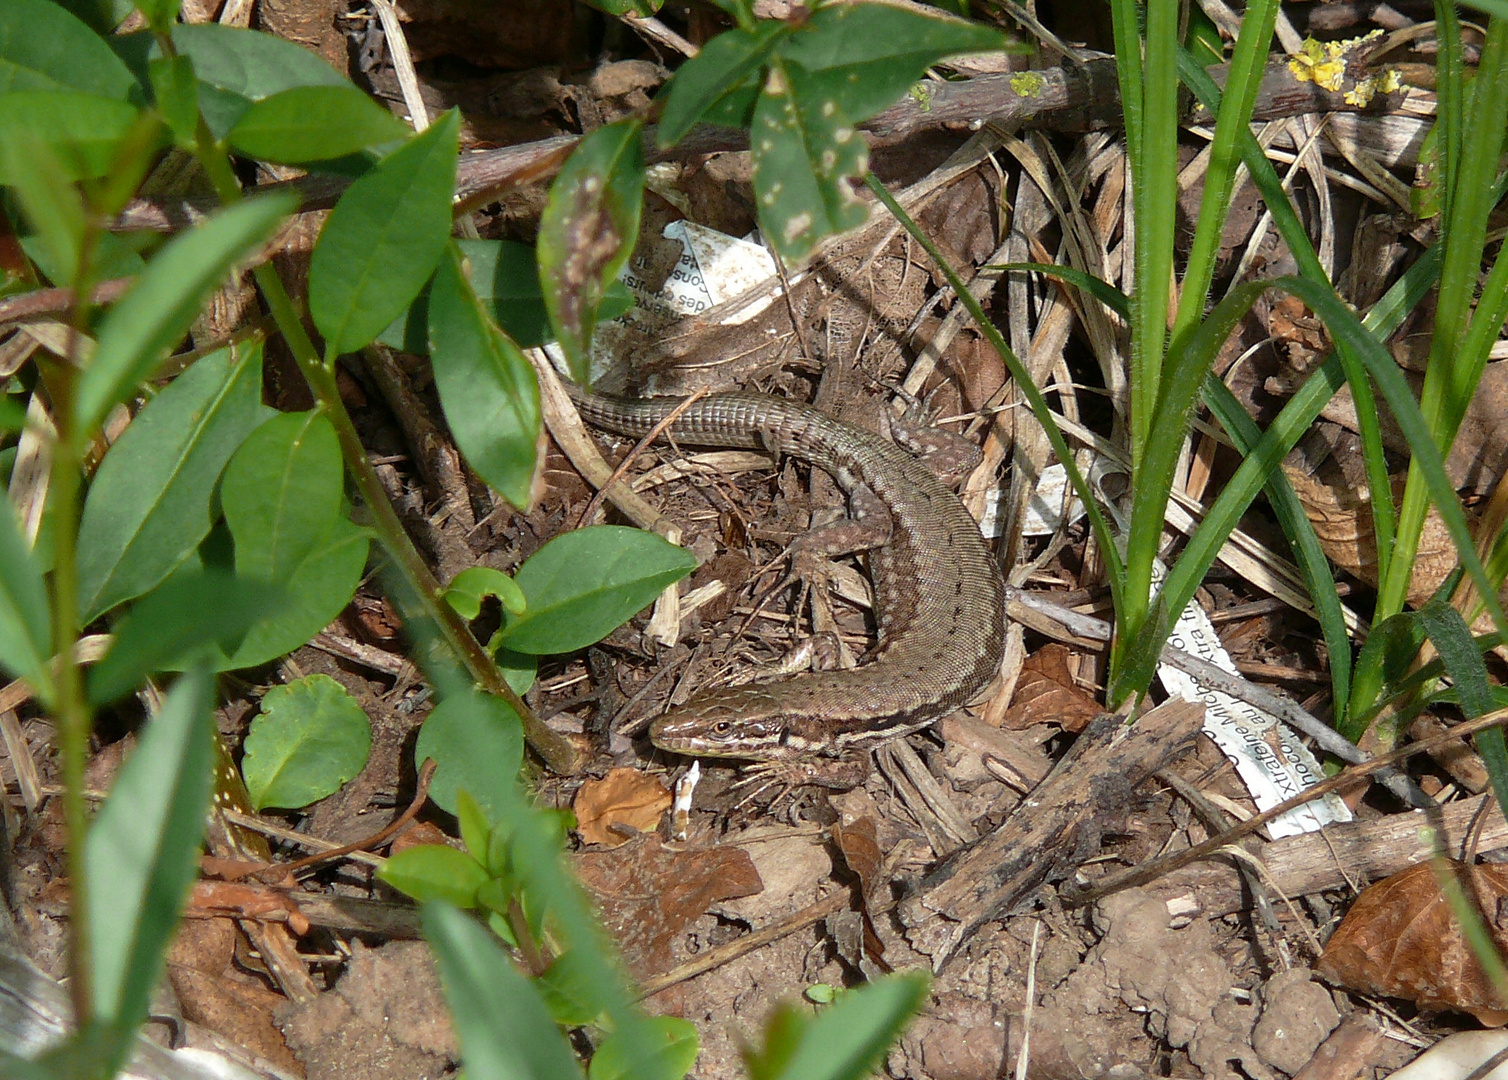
(780, 4, 1007, 122)
(221, 410, 343, 582)
(242, 673, 373, 811)
(656, 22, 786, 147)
(0, 91, 151, 182)
(428, 248, 541, 510)
(498, 526, 696, 655)
(380, 237, 554, 353)
(309, 109, 458, 358)
(77, 347, 272, 622)
(0, 0, 139, 98)
(414, 690, 523, 823)
(87, 570, 283, 705)
(749, 59, 868, 263)
(228, 85, 409, 164)
(166, 22, 349, 137)
(210, 516, 369, 671)
(379, 846, 490, 908)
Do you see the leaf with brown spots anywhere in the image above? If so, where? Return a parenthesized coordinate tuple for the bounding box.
(1317, 859, 1508, 1023)
(537, 118, 644, 382)
(573, 767, 672, 846)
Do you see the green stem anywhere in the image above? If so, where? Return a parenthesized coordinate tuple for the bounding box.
(191, 126, 579, 773)
(52, 412, 91, 1025)
(51, 203, 111, 1027)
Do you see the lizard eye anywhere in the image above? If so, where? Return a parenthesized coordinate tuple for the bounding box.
(713, 720, 732, 735)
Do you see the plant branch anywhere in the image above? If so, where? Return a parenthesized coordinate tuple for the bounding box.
(190, 129, 581, 775)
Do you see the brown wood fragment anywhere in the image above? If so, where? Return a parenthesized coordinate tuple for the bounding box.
(1154, 792, 1508, 917)
(898, 699, 1205, 963)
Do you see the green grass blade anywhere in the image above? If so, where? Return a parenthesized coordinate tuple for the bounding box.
(1118, 351, 1346, 697)
(984, 262, 1131, 318)
(1180, 47, 1398, 678)
(1120, 279, 1269, 687)
(1174, 0, 1281, 339)
(1126, 0, 1180, 464)
(1202, 377, 1353, 727)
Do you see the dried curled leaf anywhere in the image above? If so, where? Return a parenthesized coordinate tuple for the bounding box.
(573, 766, 672, 846)
(1000, 643, 1100, 733)
(1317, 859, 1508, 1024)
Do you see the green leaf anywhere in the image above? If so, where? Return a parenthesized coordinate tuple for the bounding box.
(380, 845, 490, 907)
(147, 55, 198, 147)
(77, 346, 271, 622)
(414, 690, 524, 823)
(242, 674, 373, 810)
(537, 119, 644, 382)
(538, 949, 612, 1027)
(0, 91, 152, 182)
(456, 787, 492, 864)
(381, 238, 555, 353)
(0, 499, 51, 704)
(1415, 597, 1508, 822)
(446, 567, 527, 619)
(428, 248, 541, 509)
(221, 410, 343, 582)
(87, 570, 282, 705)
(86, 663, 214, 1027)
(0, 131, 86, 292)
(590, 1017, 700, 1080)
(750, 58, 868, 262)
(498, 526, 696, 654)
(210, 516, 368, 670)
(744, 972, 928, 1080)
(228, 85, 409, 164)
(135, 0, 180, 31)
(309, 109, 458, 357)
(0, 0, 139, 97)
(779, 4, 1005, 121)
(656, 22, 788, 147)
(423, 902, 585, 1080)
(75, 196, 294, 435)
(155, 22, 349, 137)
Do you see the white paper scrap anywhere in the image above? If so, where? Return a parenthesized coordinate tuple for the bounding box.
(1153, 563, 1352, 838)
(591, 219, 778, 384)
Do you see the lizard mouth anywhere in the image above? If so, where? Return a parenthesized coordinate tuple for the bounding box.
(649, 715, 765, 759)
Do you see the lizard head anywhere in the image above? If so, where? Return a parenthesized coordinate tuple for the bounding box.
(648, 688, 811, 761)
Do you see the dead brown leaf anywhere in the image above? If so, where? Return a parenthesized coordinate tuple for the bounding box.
(1000, 644, 1100, 732)
(574, 835, 762, 977)
(573, 767, 672, 846)
(1317, 859, 1508, 1024)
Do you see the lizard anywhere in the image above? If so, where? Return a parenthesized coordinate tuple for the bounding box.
(567, 381, 1006, 790)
